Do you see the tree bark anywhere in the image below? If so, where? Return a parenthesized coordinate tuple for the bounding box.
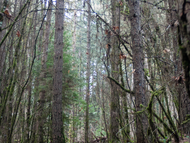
(109, 0, 120, 142)
(178, 0, 190, 98)
(52, 0, 65, 142)
(128, 0, 147, 142)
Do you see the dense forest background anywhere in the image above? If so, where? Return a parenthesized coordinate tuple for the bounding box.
(0, 0, 190, 143)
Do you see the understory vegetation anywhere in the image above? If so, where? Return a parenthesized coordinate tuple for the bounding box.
(0, 0, 190, 143)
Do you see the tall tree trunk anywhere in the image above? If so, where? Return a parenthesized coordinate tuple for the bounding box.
(52, 0, 65, 142)
(38, 1, 52, 142)
(72, 5, 77, 143)
(30, 1, 38, 141)
(0, 1, 8, 142)
(85, 0, 91, 142)
(128, 0, 147, 142)
(168, 0, 190, 134)
(109, 0, 120, 142)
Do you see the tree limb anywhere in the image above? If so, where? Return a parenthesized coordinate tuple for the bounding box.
(107, 76, 134, 94)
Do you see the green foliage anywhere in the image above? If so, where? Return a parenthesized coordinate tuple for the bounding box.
(144, 68, 150, 77)
(31, 28, 86, 137)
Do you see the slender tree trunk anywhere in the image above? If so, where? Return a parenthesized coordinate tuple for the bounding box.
(128, 0, 147, 142)
(85, 0, 91, 142)
(38, 1, 52, 142)
(72, 5, 77, 143)
(101, 82, 108, 139)
(30, 1, 38, 141)
(73, 6, 77, 54)
(109, 0, 120, 142)
(0, 2, 8, 142)
(119, 62, 130, 142)
(26, 78, 31, 142)
(52, 0, 65, 142)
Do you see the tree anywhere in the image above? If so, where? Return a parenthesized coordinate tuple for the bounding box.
(109, 0, 120, 142)
(128, 0, 147, 142)
(85, 0, 91, 142)
(38, 1, 52, 142)
(52, 0, 65, 142)
(2, 0, 190, 142)
(178, 0, 190, 99)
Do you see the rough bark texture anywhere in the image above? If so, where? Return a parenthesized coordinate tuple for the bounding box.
(129, 0, 147, 142)
(0, 0, 7, 84)
(85, 0, 91, 142)
(178, 0, 190, 99)
(52, 0, 64, 142)
(109, 0, 120, 142)
(0, 3, 8, 140)
(166, 0, 187, 134)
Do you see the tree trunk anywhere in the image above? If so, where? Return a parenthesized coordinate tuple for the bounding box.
(38, 1, 52, 142)
(109, 0, 120, 142)
(128, 0, 147, 142)
(52, 0, 65, 142)
(178, 0, 190, 98)
(85, 0, 91, 142)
